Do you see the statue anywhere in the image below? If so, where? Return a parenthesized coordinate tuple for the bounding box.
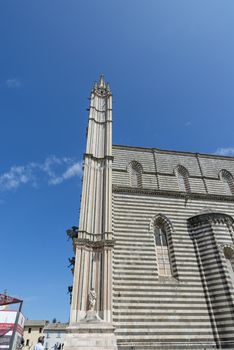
(66, 226, 78, 240)
(80, 288, 100, 323)
(67, 257, 75, 268)
(88, 289, 96, 311)
(67, 286, 73, 304)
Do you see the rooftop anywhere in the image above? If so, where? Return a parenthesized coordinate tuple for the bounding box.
(44, 322, 68, 331)
(113, 144, 234, 160)
(24, 320, 49, 327)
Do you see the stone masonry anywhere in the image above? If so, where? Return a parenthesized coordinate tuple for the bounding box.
(64, 77, 234, 350)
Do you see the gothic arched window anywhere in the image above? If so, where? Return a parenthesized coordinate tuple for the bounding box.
(154, 223, 172, 277)
(174, 165, 190, 192)
(223, 246, 234, 284)
(128, 161, 143, 188)
(220, 170, 234, 195)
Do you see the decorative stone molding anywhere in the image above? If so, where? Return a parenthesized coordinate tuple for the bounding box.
(113, 143, 234, 160)
(174, 164, 190, 177)
(188, 212, 234, 228)
(219, 169, 234, 180)
(113, 185, 234, 202)
(112, 167, 234, 181)
(77, 230, 113, 240)
(74, 229, 115, 248)
(89, 107, 113, 113)
(84, 153, 114, 162)
(218, 243, 234, 257)
(75, 238, 115, 249)
(92, 75, 112, 97)
(149, 213, 174, 233)
(127, 160, 143, 172)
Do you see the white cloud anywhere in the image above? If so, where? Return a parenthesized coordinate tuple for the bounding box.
(6, 79, 21, 88)
(0, 156, 82, 192)
(40, 156, 73, 178)
(49, 162, 83, 185)
(0, 165, 33, 191)
(215, 148, 234, 157)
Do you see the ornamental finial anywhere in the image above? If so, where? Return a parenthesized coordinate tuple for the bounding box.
(98, 74, 106, 89)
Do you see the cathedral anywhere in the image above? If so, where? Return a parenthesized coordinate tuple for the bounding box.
(64, 76, 234, 350)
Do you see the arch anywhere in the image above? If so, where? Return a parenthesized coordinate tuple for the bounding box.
(127, 161, 143, 188)
(174, 165, 190, 192)
(151, 214, 174, 277)
(219, 169, 234, 195)
(149, 213, 174, 233)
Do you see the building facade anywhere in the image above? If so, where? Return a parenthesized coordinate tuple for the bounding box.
(24, 320, 48, 350)
(64, 77, 234, 350)
(43, 322, 67, 350)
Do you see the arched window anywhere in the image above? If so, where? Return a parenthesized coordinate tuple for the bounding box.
(154, 223, 172, 277)
(174, 165, 190, 192)
(220, 169, 234, 195)
(128, 161, 143, 188)
(223, 246, 234, 284)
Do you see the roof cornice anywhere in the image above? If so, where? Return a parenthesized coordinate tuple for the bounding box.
(112, 144, 234, 161)
(113, 185, 234, 202)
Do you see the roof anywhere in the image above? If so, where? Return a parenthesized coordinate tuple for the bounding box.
(113, 144, 234, 160)
(24, 320, 49, 327)
(43, 322, 68, 331)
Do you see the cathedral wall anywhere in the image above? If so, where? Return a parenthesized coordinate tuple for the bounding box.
(112, 145, 234, 348)
(112, 147, 155, 172)
(199, 156, 234, 178)
(112, 191, 234, 347)
(112, 145, 234, 197)
(154, 152, 201, 176)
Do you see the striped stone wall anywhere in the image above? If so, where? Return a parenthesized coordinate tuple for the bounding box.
(112, 145, 234, 196)
(189, 213, 234, 348)
(112, 145, 234, 349)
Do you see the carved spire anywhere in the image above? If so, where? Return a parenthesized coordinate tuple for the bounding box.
(92, 75, 111, 96)
(99, 74, 106, 89)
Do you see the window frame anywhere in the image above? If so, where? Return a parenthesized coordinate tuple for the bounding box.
(220, 169, 234, 195)
(154, 225, 172, 277)
(175, 165, 190, 193)
(128, 161, 143, 188)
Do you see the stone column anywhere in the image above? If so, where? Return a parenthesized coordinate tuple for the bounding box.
(64, 76, 117, 350)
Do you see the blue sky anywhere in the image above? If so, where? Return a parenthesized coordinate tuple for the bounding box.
(1, 0, 234, 322)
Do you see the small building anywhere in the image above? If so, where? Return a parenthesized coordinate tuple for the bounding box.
(43, 323, 67, 350)
(24, 320, 48, 350)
